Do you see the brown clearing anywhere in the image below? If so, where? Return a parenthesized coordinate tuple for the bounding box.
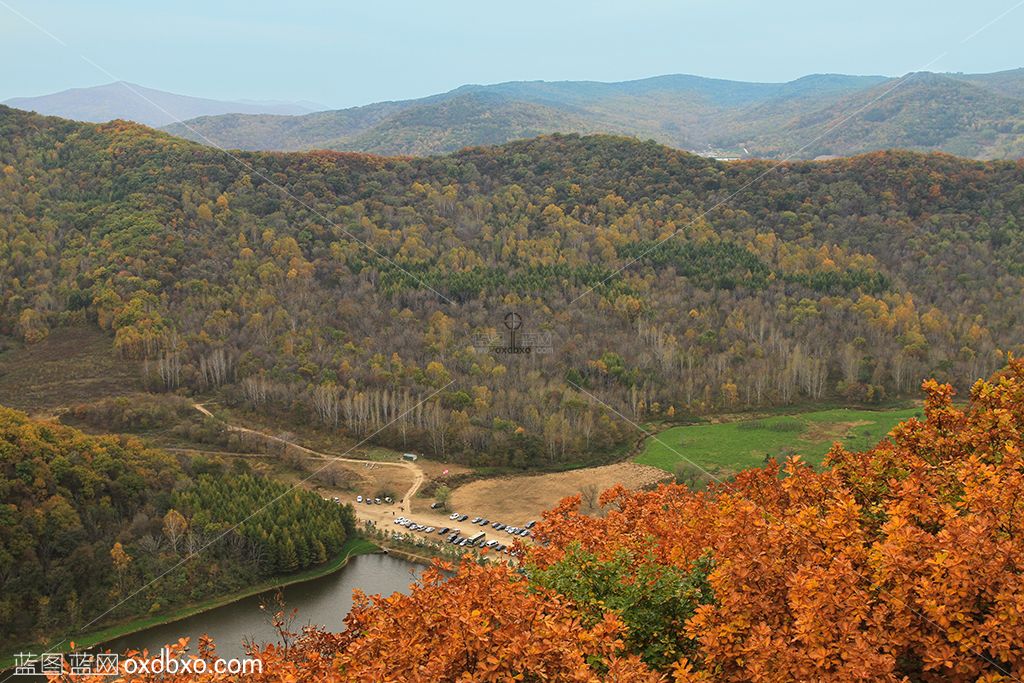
(0, 327, 140, 415)
(436, 462, 670, 524)
(801, 419, 872, 443)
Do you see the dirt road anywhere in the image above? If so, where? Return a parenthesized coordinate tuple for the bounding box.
(190, 404, 671, 541)
(192, 403, 425, 520)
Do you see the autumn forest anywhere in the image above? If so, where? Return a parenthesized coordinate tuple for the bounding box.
(3, 93, 1024, 682)
(2, 105, 1022, 469)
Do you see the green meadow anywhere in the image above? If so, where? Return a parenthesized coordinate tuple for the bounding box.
(636, 407, 923, 474)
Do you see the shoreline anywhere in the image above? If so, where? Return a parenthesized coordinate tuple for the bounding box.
(0, 537, 380, 671)
(378, 545, 445, 567)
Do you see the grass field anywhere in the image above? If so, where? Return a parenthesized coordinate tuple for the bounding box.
(635, 406, 923, 474)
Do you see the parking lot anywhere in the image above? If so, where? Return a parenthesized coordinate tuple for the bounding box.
(387, 511, 538, 556)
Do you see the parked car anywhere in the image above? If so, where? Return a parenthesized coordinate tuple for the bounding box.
(385, 496, 393, 503)
(356, 495, 363, 503)
(458, 514, 468, 521)
(438, 527, 450, 535)
(471, 517, 481, 524)
(519, 529, 530, 537)
(430, 502, 444, 509)
(449, 512, 460, 520)
(524, 520, 536, 529)
(375, 497, 382, 504)
(480, 519, 490, 526)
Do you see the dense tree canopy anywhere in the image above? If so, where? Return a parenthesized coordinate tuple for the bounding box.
(2, 105, 1023, 468)
(0, 405, 353, 650)
(76, 360, 1024, 681)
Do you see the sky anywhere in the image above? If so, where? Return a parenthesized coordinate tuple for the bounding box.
(1, 0, 1022, 107)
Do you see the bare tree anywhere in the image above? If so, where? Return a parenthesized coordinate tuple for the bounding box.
(579, 483, 600, 514)
(316, 462, 350, 488)
(162, 509, 188, 554)
(243, 372, 269, 408)
(312, 383, 340, 427)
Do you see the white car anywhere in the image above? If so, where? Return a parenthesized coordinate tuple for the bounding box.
(356, 495, 363, 503)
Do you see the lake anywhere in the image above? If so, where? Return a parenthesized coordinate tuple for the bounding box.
(105, 553, 422, 661)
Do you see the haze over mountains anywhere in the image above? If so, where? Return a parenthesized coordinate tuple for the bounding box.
(158, 69, 1024, 159)
(7, 69, 1024, 159)
(2, 81, 322, 127)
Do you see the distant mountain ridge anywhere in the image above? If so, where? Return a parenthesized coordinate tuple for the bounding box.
(2, 82, 322, 127)
(158, 69, 1024, 159)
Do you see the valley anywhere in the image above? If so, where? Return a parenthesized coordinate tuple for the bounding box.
(2, 74, 1024, 678)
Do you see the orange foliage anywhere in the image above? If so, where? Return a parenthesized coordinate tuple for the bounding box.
(531, 361, 1024, 681)
(331, 561, 658, 681)
(55, 360, 1024, 681)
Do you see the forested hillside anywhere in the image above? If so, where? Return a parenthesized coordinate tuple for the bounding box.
(736, 73, 1024, 159)
(160, 72, 884, 154)
(161, 70, 1024, 159)
(0, 404, 355, 650)
(71, 361, 1024, 681)
(2, 105, 1024, 468)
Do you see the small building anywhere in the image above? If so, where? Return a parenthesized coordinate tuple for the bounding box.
(402, 453, 418, 461)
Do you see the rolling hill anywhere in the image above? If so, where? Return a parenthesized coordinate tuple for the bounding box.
(2, 102, 1023, 682)
(3, 81, 322, 127)
(157, 70, 1024, 158)
(731, 72, 1024, 159)
(2, 104, 1023, 471)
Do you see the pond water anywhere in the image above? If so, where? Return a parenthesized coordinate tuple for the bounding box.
(104, 553, 422, 660)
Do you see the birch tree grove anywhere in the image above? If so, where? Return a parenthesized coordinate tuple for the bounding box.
(1, 108, 1020, 468)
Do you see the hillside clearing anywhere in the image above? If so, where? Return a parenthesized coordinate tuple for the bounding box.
(0, 327, 141, 415)
(636, 407, 922, 474)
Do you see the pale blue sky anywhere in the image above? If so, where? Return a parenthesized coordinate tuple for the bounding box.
(2, 0, 1022, 106)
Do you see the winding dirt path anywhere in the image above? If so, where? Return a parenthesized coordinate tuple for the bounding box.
(192, 403, 425, 515)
